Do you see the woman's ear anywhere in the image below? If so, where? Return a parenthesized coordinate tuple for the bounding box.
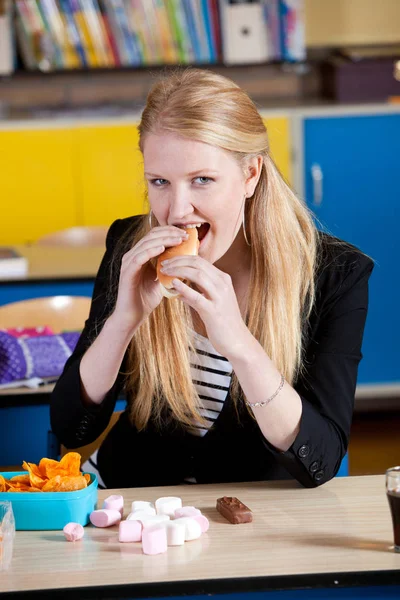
(244, 156, 263, 198)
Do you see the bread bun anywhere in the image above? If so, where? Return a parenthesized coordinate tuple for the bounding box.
(156, 227, 200, 298)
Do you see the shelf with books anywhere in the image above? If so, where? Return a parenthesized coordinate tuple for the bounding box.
(2, 0, 306, 76)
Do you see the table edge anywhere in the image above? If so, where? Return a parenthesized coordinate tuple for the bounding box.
(2, 569, 400, 599)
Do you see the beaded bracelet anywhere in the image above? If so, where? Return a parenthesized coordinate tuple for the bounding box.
(245, 375, 285, 408)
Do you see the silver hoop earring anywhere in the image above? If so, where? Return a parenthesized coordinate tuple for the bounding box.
(243, 196, 251, 247)
(148, 209, 153, 229)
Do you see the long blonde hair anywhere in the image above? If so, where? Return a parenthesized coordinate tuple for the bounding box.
(115, 68, 318, 430)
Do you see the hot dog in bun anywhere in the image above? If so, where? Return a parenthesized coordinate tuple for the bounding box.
(156, 226, 200, 298)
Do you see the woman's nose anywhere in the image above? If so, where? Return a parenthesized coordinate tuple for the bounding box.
(168, 191, 194, 222)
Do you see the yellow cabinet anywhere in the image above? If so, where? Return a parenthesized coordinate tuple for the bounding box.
(263, 116, 292, 184)
(0, 127, 78, 244)
(75, 124, 146, 226)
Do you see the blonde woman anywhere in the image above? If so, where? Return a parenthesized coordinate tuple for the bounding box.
(51, 69, 373, 489)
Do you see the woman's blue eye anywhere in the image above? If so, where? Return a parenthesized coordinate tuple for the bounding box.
(194, 177, 212, 184)
(151, 179, 168, 186)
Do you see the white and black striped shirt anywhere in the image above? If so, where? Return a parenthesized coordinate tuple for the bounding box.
(189, 329, 233, 437)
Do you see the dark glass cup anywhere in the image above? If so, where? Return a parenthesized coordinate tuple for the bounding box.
(386, 466, 400, 552)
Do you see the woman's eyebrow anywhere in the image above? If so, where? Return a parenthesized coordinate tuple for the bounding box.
(145, 169, 219, 178)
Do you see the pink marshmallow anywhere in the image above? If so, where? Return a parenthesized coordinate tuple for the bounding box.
(194, 514, 209, 533)
(103, 494, 124, 517)
(142, 526, 168, 555)
(174, 506, 201, 519)
(119, 519, 142, 543)
(63, 522, 84, 542)
(90, 509, 121, 528)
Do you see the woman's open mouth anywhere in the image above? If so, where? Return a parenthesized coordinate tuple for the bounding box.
(180, 223, 210, 246)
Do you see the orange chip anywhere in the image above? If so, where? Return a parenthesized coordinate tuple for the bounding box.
(59, 452, 81, 477)
(42, 475, 87, 492)
(9, 474, 31, 485)
(22, 461, 46, 489)
(0, 474, 6, 492)
(41, 475, 61, 492)
(38, 457, 60, 479)
(84, 473, 91, 484)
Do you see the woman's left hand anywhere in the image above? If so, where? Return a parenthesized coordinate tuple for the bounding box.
(159, 255, 251, 358)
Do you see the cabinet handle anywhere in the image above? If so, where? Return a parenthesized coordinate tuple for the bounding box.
(311, 163, 323, 206)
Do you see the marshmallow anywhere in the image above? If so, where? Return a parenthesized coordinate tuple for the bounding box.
(90, 509, 121, 528)
(155, 496, 182, 517)
(127, 510, 157, 521)
(131, 500, 156, 515)
(142, 526, 168, 555)
(63, 522, 84, 542)
(163, 521, 186, 546)
(173, 517, 202, 541)
(103, 494, 124, 517)
(127, 512, 170, 528)
(141, 514, 170, 528)
(194, 514, 209, 533)
(174, 506, 201, 519)
(119, 519, 142, 543)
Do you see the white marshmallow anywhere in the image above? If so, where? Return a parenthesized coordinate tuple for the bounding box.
(173, 517, 202, 541)
(127, 510, 158, 522)
(155, 496, 182, 517)
(163, 521, 186, 546)
(142, 514, 171, 528)
(131, 501, 156, 515)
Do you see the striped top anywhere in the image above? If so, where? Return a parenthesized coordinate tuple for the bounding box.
(189, 329, 233, 437)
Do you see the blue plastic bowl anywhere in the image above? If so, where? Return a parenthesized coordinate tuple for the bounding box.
(0, 472, 98, 531)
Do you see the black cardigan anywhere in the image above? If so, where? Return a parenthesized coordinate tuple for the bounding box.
(50, 216, 374, 489)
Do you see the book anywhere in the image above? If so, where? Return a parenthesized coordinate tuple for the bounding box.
(279, 0, 305, 62)
(58, 0, 88, 67)
(193, 0, 211, 63)
(0, 0, 14, 75)
(39, 0, 80, 69)
(0, 248, 29, 279)
(218, 0, 270, 65)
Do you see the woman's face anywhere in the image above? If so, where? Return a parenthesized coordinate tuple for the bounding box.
(143, 132, 258, 266)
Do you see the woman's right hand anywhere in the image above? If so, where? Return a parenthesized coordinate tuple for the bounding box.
(111, 225, 189, 331)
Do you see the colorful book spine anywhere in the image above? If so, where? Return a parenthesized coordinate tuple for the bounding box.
(68, 0, 98, 66)
(41, 0, 81, 68)
(79, 0, 109, 66)
(263, 0, 281, 60)
(208, 0, 221, 61)
(165, 0, 185, 63)
(58, 0, 87, 66)
(109, 0, 141, 65)
(141, 1, 164, 64)
(174, 0, 194, 63)
(201, 0, 216, 62)
(279, 0, 305, 62)
(182, 0, 201, 62)
(91, 0, 116, 65)
(23, 0, 56, 70)
(193, 0, 210, 63)
(36, 0, 65, 68)
(152, 0, 177, 64)
(128, 0, 153, 65)
(97, 0, 122, 65)
(122, 0, 145, 64)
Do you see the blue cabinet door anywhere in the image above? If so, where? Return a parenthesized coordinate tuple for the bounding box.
(304, 113, 400, 385)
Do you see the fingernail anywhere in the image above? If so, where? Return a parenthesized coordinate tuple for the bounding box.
(161, 260, 170, 266)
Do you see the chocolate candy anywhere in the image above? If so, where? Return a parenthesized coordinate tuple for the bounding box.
(216, 496, 253, 524)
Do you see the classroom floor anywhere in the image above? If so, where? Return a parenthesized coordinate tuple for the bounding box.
(349, 409, 400, 476)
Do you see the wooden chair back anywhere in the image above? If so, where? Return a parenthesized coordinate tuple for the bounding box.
(0, 295, 91, 333)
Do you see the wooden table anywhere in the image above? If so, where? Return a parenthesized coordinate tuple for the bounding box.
(1, 476, 399, 599)
(0, 245, 104, 307)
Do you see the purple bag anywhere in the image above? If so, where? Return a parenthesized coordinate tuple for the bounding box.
(0, 331, 80, 385)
